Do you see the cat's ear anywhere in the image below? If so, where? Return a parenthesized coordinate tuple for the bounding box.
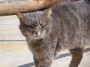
(43, 9, 52, 17)
(17, 13, 25, 23)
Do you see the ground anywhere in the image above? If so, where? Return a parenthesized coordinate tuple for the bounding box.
(0, 41, 90, 67)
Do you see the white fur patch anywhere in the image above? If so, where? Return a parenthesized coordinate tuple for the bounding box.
(38, 31, 41, 36)
(41, 31, 45, 38)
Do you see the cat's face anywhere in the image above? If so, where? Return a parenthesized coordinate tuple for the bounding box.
(17, 9, 52, 39)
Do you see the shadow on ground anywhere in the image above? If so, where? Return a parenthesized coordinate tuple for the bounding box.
(18, 62, 35, 67)
(18, 48, 90, 67)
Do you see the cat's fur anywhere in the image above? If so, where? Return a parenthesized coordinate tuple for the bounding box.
(17, 0, 90, 67)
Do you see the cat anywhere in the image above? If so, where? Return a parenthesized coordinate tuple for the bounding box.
(17, 0, 90, 67)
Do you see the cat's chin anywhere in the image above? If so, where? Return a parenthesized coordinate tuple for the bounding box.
(31, 36, 43, 40)
(27, 35, 44, 40)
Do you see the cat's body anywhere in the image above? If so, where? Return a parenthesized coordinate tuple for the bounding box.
(17, 0, 90, 67)
(51, 1, 90, 50)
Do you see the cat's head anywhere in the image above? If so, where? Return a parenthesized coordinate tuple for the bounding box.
(17, 9, 52, 39)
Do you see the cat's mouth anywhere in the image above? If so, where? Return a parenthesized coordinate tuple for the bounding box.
(26, 31, 46, 39)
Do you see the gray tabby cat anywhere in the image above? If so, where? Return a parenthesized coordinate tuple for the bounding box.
(17, 0, 90, 67)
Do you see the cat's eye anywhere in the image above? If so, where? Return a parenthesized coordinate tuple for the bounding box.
(40, 24, 44, 26)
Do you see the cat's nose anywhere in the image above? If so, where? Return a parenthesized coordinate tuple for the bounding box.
(35, 31, 38, 35)
(35, 31, 40, 36)
(35, 32, 38, 35)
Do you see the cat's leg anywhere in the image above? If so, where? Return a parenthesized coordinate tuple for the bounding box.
(33, 50, 54, 67)
(69, 48, 83, 67)
(38, 58, 52, 67)
(38, 51, 54, 67)
(34, 57, 39, 67)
